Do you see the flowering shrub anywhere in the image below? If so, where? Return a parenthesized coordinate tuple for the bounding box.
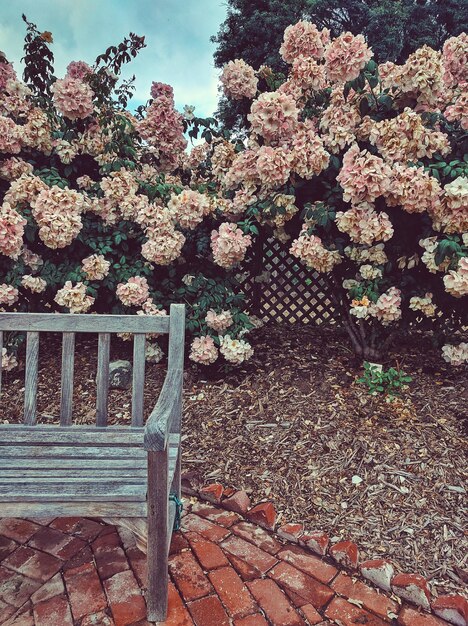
(0, 16, 467, 369)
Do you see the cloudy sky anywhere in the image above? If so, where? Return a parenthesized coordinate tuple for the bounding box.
(0, 0, 227, 116)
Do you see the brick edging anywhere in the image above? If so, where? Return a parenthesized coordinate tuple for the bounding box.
(181, 478, 468, 626)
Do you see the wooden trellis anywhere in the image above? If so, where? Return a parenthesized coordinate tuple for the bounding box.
(238, 237, 339, 325)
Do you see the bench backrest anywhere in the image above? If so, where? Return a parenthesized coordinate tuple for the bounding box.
(0, 304, 185, 427)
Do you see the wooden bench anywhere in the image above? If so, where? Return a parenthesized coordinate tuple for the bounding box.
(0, 304, 185, 622)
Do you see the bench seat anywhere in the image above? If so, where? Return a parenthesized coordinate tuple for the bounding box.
(0, 425, 180, 519)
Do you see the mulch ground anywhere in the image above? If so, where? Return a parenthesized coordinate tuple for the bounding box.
(1, 323, 467, 597)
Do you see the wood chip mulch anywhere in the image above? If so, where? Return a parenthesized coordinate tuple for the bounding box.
(1, 323, 466, 597)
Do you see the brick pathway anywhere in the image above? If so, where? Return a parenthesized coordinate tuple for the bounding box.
(0, 499, 457, 626)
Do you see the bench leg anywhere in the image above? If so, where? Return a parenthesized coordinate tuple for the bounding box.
(147, 450, 168, 622)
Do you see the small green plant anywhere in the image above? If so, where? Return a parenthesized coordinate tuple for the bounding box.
(358, 362, 412, 397)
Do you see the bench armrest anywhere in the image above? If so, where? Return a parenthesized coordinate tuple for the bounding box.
(144, 368, 182, 451)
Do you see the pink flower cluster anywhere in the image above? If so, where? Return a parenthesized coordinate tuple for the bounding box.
(51, 76, 94, 120)
(291, 57, 327, 91)
(66, 61, 93, 80)
(443, 257, 468, 298)
(220, 59, 258, 100)
(441, 342, 468, 366)
(248, 92, 299, 145)
(139, 205, 186, 266)
(319, 88, 361, 153)
(444, 90, 468, 131)
(219, 335, 254, 364)
(409, 293, 436, 317)
(116, 276, 150, 307)
(30, 186, 85, 249)
(290, 228, 342, 272)
(325, 32, 372, 83)
(0, 116, 23, 154)
(54, 281, 94, 313)
(137, 94, 187, 171)
(0, 61, 17, 90)
(189, 336, 218, 365)
(205, 309, 233, 333)
(224, 149, 260, 191)
(0, 202, 27, 259)
(430, 177, 468, 234)
(81, 254, 111, 281)
(0, 283, 19, 307)
(279, 21, 329, 63)
(21, 275, 47, 293)
(168, 189, 211, 230)
(290, 121, 329, 179)
(1, 347, 18, 371)
(336, 204, 394, 245)
(211, 223, 252, 269)
(150, 82, 174, 100)
(337, 144, 391, 204)
(442, 33, 468, 86)
(255, 146, 292, 188)
(372, 287, 402, 325)
(386, 164, 442, 214)
(0, 157, 33, 181)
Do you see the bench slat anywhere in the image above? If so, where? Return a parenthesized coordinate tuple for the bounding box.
(24, 332, 39, 425)
(0, 446, 147, 459)
(132, 333, 146, 426)
(0, 425, 145, 446)
(96, 332, 111, 426)
(0, 469, 148, 479)
(0, 501, 148, 518)
(0, 313, 170, 334)
(60, 332, 75, 425)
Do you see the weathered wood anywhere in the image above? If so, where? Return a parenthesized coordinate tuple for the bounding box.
(0, 501, 148, 518)
(1, 469, 148, 479)
(0, 312, 169, 333)
(0, 482, 146, 501)
(0, 330, 3, 397)
(144, 369, 182, 451)
(1, 445, 147, 459)
(60, 332, 75, 425)
(24, 331, 39, 425)
(0, 425, 145, 446)
(147, 449, 169, 621)
(132, 333, 146, 426)
(96, 332, 111, 426)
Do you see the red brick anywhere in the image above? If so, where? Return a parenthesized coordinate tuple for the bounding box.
(0, 535, 18, 560)
(190, 502, 239, 527)
(299, 531, 329, 557)
(226, 552, 262, 581)
(2, 545, 62, 582)
(329, 540, 359, 569)
(31, 572, 65, 605)
(0, 519, 39, 544)
(169, 551, 213, 602)
(325, 597, 388, 626)
(181, 514, 230, 542)
(278, 545, 337, 584)
(300, 604, 324, 625)
(4, 608, 35, 626)
(432, 594, 468, 626)
(234, 615, 269, 626)
(104, 570, 146, 626)
(360, 559, 395, 592)
(331, 572, 399, 620)
(246, 502, 276, 530)
(278, 523, 304, 542)
(221, 535, 278, 574)
(92, 531, 121, 552)
(231, 521, 282, 555)
(185, 532, 230, 570)
(163, 581, 195, 626)
(28, 526, 86, 560)
(61, 545, 94, 573)
(126, 546, 148, 588)
(64, 560, 107, 620)
(200, 483, 224, 504)
(49, 517, 103, 541)
(80, 612, 115, 625)
(223, 490, 251, 515)
(208, 566, 258, 618)
(33, 594, 73, 626)
(188, 594, 230, 626)
(268, 561, 334, 610)
(283, 586, 309, 608)
(169, 532, 190, 555)
(392, 573, 431, 611)
(0, 566, 41, 607)
(0, 600, 15, 624)
(248, 578, 305, 626)
(398, 606, 450, 626)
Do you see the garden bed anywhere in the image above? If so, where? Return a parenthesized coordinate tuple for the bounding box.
(1, 324, 466, 596)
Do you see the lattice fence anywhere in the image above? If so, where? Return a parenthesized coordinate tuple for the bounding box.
(238, 237, 339, 325)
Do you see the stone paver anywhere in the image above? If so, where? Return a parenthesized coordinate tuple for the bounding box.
(0, 498, 457, 626)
